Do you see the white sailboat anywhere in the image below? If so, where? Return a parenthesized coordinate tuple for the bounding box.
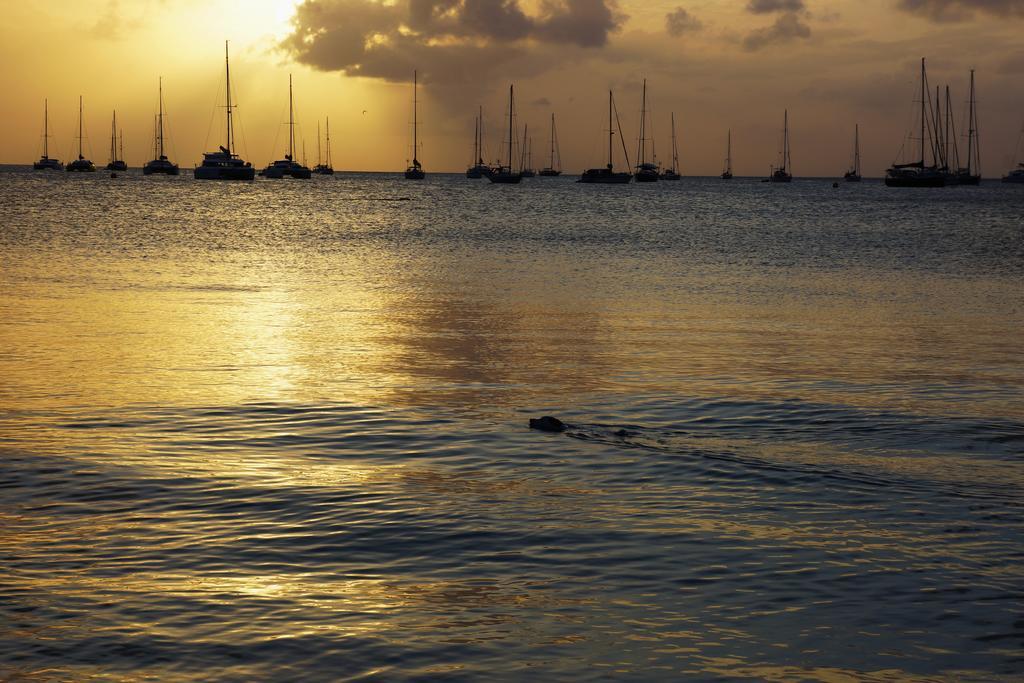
(33, 99, 63, 170)
(66, 96, 96, 172)
(144, 78, 179, 175)
(488, 85, 522, 184)
(769, 109, 792, 182)
(404, 70, 425, 179)
(634, 79, 659, 182)
(195, 41, 255, 181)
(313, 118, 334, 175)
(262, 74, 311, 179)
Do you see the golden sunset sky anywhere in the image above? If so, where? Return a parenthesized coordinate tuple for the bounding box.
(2, 0, 1022, 175)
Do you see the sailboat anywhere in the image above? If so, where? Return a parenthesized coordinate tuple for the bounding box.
(769, 110, 792, 182)
(66, 96, 96, 172)
(520, 125, 535, 177)
(721, 129, 733, 180)
(466, 106, 490, 178)
(579, 91, 632, 184)
(33, 99, 63, 170)
(661, 112, 681, 180)
(143, 78, 179, 175)
(404, 70, 425, 180)
(195, 42, 255, 180)
(105, 112, 128, 171)
(634, 79, 659, 182)
(844, 124, 862, 182)
(953, 69, 981, 185)
(261, 75, 311, 179)
(886, 58, 944, 188)
(1003, 121, 1024, 183)
(488, 85, 522, 184)
(313, 118, 335, 175)
(538, 113, 562, 176)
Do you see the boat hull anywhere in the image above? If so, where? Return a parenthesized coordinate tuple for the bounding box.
(520, 170, 535, 178)
(885, 170, 944, 188)
(143, 159, 179, 176)
(106, 161, 128, 172)
(1002, 171, 1024, 184)
(66, 159, 96, 172)
(538, 169, 561, 177)
(844, 172, 861, 182)
(660, 171, 681, 180)
(313, 165, 334, 176)
(489, 172, 522, 184)
(194, 165, 255, 180)
(579, 168, 631, 184)
(720, 172, 733, 180)
(770, 171, 792, 183)
(404, 168, 426, 180)
(33, 158, 63, 171)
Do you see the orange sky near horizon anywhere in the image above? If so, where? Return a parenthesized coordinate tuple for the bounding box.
(1, 0, 1022, 176)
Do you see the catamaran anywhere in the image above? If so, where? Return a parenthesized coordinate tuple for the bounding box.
(33, 99, 63, 170)
(661, 112, 680, 180)
(721, 129, 733, 180)
(404, 70, 425, 180)
(634, 79, 659, 182)
(886, 58, 944, 187)
(66, 96, 96, 172)
(769, 110, 792, 183)
(579, 91, 631, 184)
(195, 41, 255, 180)
(143, 78, 179, 175)
(313, 118, 335, 175)
(538, 113, 562, 176)
(844, 124, 862, 182)
(489, 85, 522, 184)
(261, 75, 311, 179)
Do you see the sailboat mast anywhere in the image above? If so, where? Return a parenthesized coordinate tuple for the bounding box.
(110, 111, 117, 163)
(78, 96, 83, 159)
(43, 99, 49, 158)
(412, 70, 418, 165)
(608, 90, 613, 168)
(288, 74, 295, 160)
(520, 124, 528, 170)
(727, 129, 732, 173)
(919, 58, 926, 167)
(549, 113, 555, 169)
(854, 124, 860, 174)
(783, 109, 789, 172)
(638, 79, 647, 166)
(477, 105, 484, 165)
(968, 69, 977, 175)
(670, 112, 678, 170)
(326, 117, 332, 167)
(225, 41, 233, 155)
(158, 77, 165, 158)
(507, 84, 514, 169)
(120, 128, 124, 163)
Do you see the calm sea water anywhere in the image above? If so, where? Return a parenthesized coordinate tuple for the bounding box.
(1, 168, 1022, 681)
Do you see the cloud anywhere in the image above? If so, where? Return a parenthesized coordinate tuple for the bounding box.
(897, 0, 1024, 22)
(742, 12, 811, 51)
(746, 0, 805, 14)
(281, 0, 626, 84)
(665, 7, 703, 36)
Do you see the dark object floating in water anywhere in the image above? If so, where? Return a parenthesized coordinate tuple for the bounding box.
(529, 416, 567, 432)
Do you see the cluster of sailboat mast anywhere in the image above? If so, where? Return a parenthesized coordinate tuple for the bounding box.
(32, 48, 1024, 184)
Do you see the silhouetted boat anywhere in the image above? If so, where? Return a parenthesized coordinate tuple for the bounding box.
(195, 42, 255, 181)
(721, 129, 733, 180)
(952, 69, 981, 185)
(33, 99, 63, 170)
(1004, 164, 1024, 183)
(769, 110, 792, 183)
(262, 75, 311, 179)
(634, 79, 659, 182)
(143, 78, 179, 175)
(489, 85, 522, 184)
(519, 125, 535, 177)
(538, 113, 562, 176)
(105, 111, 127, 171)
(466, 106, 490, 178)
(661, 112, 681, 180)
(66, 96, 96, 172)
(404, 70, 425, 180)
(844, 124, 862, 182)
(579, 91, 631, 184)
(313, 118, 334, 175)
(886, 58, 944, 188)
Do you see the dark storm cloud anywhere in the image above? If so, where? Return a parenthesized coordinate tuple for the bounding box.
(281, 0, 625, 83)
(742, 11, 811, 51)
(897, 0, 1024, 22)
(665, 7, 703, 36)
(746, 0, 805, 14)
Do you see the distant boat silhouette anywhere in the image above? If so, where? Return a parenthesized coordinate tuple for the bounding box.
(769, 110, 792, 183)
(105, 111, 127, 171)
(66, 96, 96, 172)
(313, 118, 334, 175)
(143, 78, 179, 175)
(579, 90, 631, 184)
(404, 70, 425, 180)
(634, 79, 659, 182)
(519, 124, 535, 177)
(466, 106, 490, 178)
(661, 112, 681, 180)
(538, 113, 562, 176)
(886, 58, 944, 188)
(1002, 118, 1024, 183)
(261, 75, 311, 179)
(33, 99, 63, 170)
(195, 42, 255, 181)
(489, 84, 522, 184)
(844, 124, 861, 182)
(721, 129, 733, 180)
(952, 69, 981, 185)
